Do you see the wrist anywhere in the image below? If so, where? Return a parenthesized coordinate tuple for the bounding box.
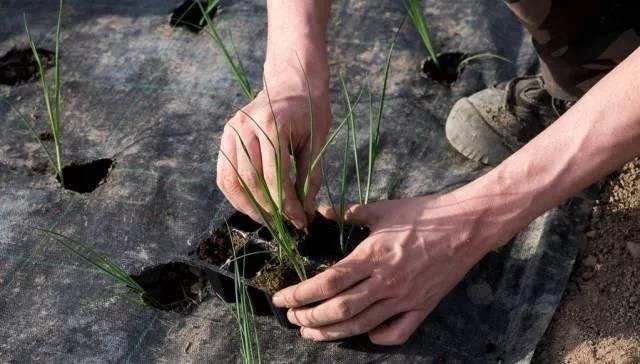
(264, 1, 330, 91)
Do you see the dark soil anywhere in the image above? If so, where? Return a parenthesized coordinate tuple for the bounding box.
(299, 212, 370, 259)
(132, 262, 209, 314)
(421, 52, 466, 85)
(534, 159, 640, 363)
(253, 261, 301, 294)
(57, 158, 114, 193)
(253, 212, 369, 293)
(0, 48, 54, 86)
(197, 228, 234, 265)
(169, 0, 218, 33)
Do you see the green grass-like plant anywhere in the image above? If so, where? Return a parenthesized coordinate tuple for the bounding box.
(198, 1, 254, 101)
(231, 236, 261, 364)
(456, 52, 513, 75)
(37, 228, 146, 297)
(3, 0, 66, 184)
(323, 23, 402, 252)
(405, 0, 441, 75)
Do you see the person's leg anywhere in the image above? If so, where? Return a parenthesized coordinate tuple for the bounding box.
(446, 0, 640, 166)
(504, 0, 640, 100)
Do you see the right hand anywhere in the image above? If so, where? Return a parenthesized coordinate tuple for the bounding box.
(216, 65, 331, 228)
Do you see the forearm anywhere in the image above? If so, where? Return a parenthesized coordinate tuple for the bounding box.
(264, 0, 331, 87)
(461, 47, 640, 249)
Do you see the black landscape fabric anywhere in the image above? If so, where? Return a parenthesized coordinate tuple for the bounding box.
(0, 0, 593, 363)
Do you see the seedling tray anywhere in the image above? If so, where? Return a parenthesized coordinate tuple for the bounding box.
(189, 211, 369, 328)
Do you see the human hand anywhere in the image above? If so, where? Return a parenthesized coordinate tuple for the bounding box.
(216, 63, 331, 228)
(272, 193, 511, 345)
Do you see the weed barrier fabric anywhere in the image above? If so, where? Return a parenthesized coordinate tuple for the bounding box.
(0, 1, 594, 363)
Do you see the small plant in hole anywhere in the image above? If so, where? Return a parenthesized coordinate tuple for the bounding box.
(2, 0, 66, 184)
(40, 228, 208, 313)
(406, 0, 511, 84)
(2, 0, 114, 193)
(199, 0, 254, 101)
(323, 22, 401, 253)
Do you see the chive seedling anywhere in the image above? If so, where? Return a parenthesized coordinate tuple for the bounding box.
(199, 1, 254, 101)
(37, 229, 148, 302)
(230, 234, 262, 364)
(405, 0, 441, 75)
(15, 0, 65, 184)
(364, 20, 401, 204)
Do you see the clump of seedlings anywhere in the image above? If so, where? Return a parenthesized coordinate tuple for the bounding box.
(231, 241, 262, 364)
(2, 0, 114, 193)
(405, 0, 511, 84)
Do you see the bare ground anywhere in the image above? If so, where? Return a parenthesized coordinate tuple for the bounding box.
(533, 159, 640, 363)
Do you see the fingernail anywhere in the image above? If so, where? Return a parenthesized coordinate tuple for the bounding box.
(272, 293, 284, 307)
(286, 309, 296, 324)
(300, 328, 309, 339)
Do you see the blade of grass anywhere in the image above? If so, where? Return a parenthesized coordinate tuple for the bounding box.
(36, 228, 145, 294)
(24, 1, 65, 184)
(457, 52, 512, 75)
(198, 1, 253, 101)
(405, 0, 441, 74)
(229, 224, 261, 364)
(338, 113, 350, 253)
(339, 75, 363, 205)
(364, 20, 403, 204)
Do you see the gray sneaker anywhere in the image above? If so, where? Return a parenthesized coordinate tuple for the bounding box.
(445, 76, 572, 166)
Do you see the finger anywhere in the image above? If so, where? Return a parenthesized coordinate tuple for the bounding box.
(257, 125, 307, 229)
(287, 277, 385, 328)
(344, 203, 383, 227)
(368, 309, 428, 346)
(317, 204, 338, 221)
(299, 298, 404, 341)
(272, 257, 370, 308)
(217, 129, 262, 223)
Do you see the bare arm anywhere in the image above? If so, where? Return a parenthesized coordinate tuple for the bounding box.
(274, 47, 640, 344)
(217, 1, 332, 228)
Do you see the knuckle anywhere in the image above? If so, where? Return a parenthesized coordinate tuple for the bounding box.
(334, 300, 352, 319)
(321, 271, 343, 293)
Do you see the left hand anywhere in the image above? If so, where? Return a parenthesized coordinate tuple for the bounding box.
(272, 193, 507, 345)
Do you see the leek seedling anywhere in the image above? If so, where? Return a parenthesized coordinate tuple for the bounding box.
(364, 20, 402, 204)
(405, 0, 441, 75)
(231, 236, 261, 364)
(199, 1, 254, 101)
(37, 228, 146, 297)
(21, 0, 65, 184)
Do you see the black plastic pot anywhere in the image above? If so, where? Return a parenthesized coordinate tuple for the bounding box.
(190, 211, 369, 328)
